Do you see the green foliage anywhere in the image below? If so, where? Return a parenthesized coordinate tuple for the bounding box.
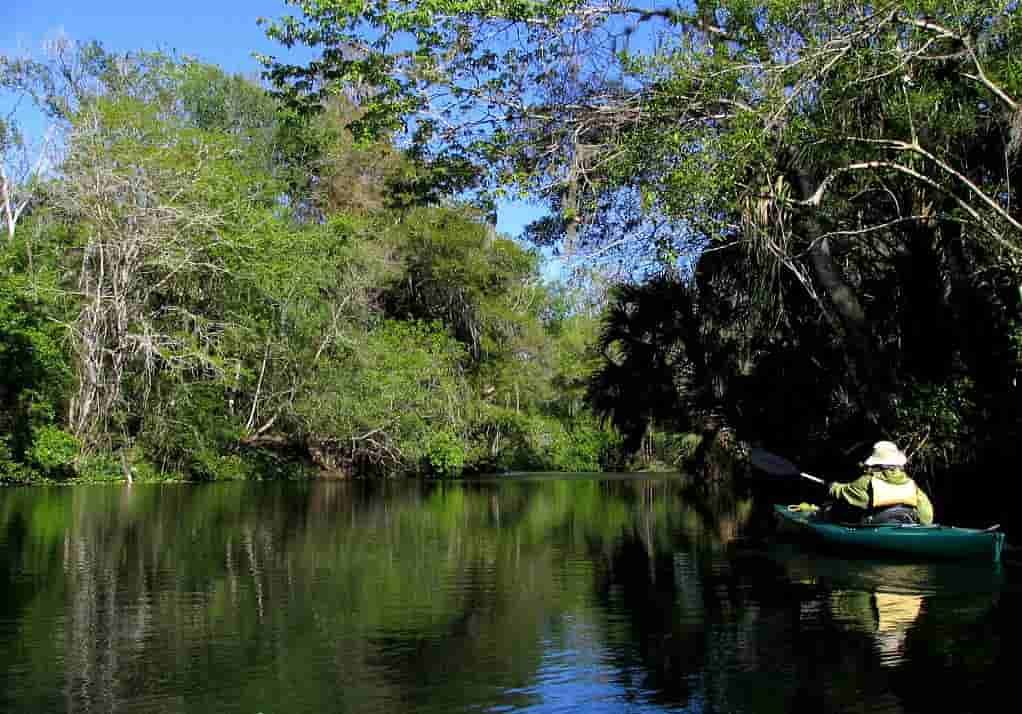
(671, 433, 703, 465)
(588, 278, 701, 454)
(1, 1, 1000, 491)
(136, 382, 247, 481)
(191, 453, 255, 482)
(73, 453, 126, 483)
(26, 426, 79, 478)
(381, 206, 541, 360)
(894, 378, 978, 466)
(897, 380, 974, 440)
(176, 61, 278, 137)
(266, 0, 1019, 480)
(1, 43, 623, 484)
(0, 439, 34, 483)
(545, 417, 612, 472)
(0, 249, 73, 481)
(469, 408, 618, 473)
(296, 319, 470, 471)
(425, 430, 467, 476)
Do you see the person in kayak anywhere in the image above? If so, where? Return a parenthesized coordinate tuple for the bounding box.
(822, 441, 934, 525)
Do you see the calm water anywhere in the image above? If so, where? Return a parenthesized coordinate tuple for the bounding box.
(0, 475, 1016, 714)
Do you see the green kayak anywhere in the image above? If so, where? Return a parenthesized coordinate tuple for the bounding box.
(774, 504, 1006, 563)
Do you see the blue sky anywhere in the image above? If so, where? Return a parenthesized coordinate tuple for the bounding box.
(4, 1, 290, 77)
(3, 0, 545, 240)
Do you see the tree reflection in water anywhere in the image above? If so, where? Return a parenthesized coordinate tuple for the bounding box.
(0, 477, 1013, 714)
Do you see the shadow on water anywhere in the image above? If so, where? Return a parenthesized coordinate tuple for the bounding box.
(0, 475, 1016, 713)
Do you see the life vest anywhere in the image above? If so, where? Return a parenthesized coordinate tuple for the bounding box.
(869, 476, 919, 509)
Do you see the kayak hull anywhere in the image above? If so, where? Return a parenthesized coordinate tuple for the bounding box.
(774, 505, 1005, 563)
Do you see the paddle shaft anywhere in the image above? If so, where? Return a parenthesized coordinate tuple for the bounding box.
(749, 448, 827, 486)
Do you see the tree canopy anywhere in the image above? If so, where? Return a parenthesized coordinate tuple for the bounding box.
(4, 3, 1022, 495)
(261, 0, 1022, 488)
(0, 41, 621, 482)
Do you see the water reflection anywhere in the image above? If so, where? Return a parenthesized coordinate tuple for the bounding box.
(765, 545, 1003, 674)
(0, 477, 1015, 714)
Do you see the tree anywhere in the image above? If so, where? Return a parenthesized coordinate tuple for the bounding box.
(3, 37, 621, 481)
(0, 121, 53, 242)
(56, 97, 279, 447)
(588, 277, 699, 453)
(262, 1, 1022, 244)
(266, 1, 1022, 468)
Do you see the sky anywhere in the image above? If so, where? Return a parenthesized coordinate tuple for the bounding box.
(2, 0, 546, 241)
(4, 1, 287, 76)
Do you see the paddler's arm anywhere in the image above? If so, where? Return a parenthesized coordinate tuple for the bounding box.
(915, 487, 934, 525)
(827, 475, 871, 510)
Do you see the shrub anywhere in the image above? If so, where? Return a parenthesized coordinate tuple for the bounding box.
(0, 438, 35, 483)
(425, 430, 466, 477)
(27, 426, 80, 479)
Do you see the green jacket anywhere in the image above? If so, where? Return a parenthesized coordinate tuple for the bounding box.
(827, 468, 934, 525)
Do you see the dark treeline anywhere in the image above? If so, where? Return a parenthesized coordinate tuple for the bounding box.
(568, 3, 1022, 524)
(0, 41, 625, 482)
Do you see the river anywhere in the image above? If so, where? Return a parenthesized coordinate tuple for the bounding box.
(0, 475, 1016, 713)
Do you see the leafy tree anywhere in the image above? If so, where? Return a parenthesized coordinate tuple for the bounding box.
(0, 271, 71, 481)
(588, 278, 700, 454)
(380, 207, 539, 357)
(2, 37, 620, 482)
(295, 319, 470, 472)
(264, 0, 1022, 477)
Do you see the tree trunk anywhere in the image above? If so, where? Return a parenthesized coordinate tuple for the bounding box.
(795, 172, 882, 419)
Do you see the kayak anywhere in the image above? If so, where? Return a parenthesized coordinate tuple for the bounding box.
(774, 504, 1006, 563)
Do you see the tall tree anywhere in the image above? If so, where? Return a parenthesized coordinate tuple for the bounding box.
(265, 1, 1022, 456)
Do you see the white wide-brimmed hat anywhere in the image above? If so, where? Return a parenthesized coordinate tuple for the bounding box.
(864, 440, 908, 467)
